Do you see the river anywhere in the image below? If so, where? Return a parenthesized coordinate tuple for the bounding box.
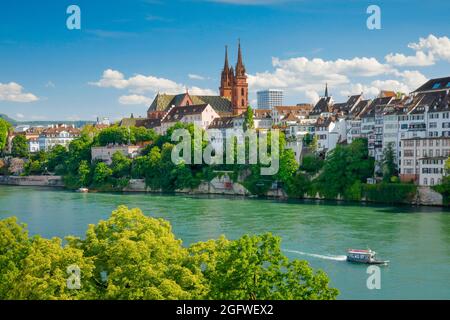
(0, 185, 449, 299)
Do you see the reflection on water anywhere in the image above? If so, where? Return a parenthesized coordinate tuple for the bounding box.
(0, 186, 449, 300)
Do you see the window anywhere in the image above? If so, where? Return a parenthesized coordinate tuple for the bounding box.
(446, 82, 450, 88)
(432, 83, 441, 89)
(404, 150, 414, 157)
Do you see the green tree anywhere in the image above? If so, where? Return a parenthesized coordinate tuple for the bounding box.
(0, 217, 95, 300)
(0, 118, 11, 152)
(285, 172, 311, 198)
(110, 152, 132, 178)
(300, 154, 324, 174)
(92, 162, 112, 186)
(131, 127, 156, 144)
(302, 133, 313, 146)
(243, 106, 254, 131)
(190, 233, 338, 300)
(277, 149, 298, 185)
(47, 145, 69, 172)
(1, 206, 339, 300)
(11, 135, 29, 158)
(316, 138, 374, 199)
(381, 142, 397, 182)
(78, 160, 92, 187)
(96, 127, 130, 146)
(309, 135, 318, 153)
(70, 206, 207, 299)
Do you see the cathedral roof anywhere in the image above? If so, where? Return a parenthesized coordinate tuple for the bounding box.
(147, 93, 233, 115)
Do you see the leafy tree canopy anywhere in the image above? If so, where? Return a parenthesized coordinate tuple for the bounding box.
(0, 206, 339, 300)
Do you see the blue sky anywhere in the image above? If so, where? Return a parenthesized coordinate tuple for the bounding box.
(0, 0, 449, 121)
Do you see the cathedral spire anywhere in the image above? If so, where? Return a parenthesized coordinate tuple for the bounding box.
(324, 83, 329, 98)
(224, 45, 229, 70)
(220, 44, 233, 99)
(235, 39, 246, 76)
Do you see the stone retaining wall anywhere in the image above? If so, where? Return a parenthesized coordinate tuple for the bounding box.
(0, 175, 64, 187)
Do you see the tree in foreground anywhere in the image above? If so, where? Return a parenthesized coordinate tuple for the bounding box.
(189, 233, 338, 300)
(0, 206, 338, 300)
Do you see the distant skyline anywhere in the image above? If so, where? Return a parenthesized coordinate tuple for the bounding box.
(1, 0, 450, 121)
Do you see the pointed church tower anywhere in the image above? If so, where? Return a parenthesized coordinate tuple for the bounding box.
(232, 40, 248, 115)
(219, 46, 233, 99)
(324, 83, 329, 98)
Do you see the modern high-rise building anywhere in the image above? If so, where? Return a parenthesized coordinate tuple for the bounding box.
(257, 89, 284, 110)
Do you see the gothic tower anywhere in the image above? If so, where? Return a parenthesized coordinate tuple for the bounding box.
(219, 46, 233, 99)
(231, 40, 248, 115)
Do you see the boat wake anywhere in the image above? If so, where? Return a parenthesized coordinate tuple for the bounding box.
(283, 249, 347, 262)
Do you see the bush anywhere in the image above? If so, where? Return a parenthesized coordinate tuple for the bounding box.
(363, 183, 417, 204)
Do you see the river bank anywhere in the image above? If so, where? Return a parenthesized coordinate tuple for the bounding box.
(0, 175, 444, 206)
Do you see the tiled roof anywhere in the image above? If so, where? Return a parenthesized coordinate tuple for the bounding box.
(409, 91, 450, 114)
(351, 99, 371, 118)
(119, 118, 139, 127)
(413, 77, 450, 93)
(148, 93, 232, 115)
(196, 96, 233, 114)
(360, 97, 393, 118)
(40, 125, 80, 137)
(283, 112, 298, 122)
(135, 118, 161, 129)
(310, 97, 333, 115)
(162, 104, 209, 123)
(314, 116, 335, 128)
(208, 116, 235, 129)
(253, 109, 272, 119)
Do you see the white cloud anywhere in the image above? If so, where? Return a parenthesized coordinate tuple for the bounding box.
(340, 70, 428, 97)
(187, 87, 217, 95)
(119, 94, 153, 105)
(91, 69, 217, 101)
(188, 74, 206, 80)
(0, 82, 38, 103)
(385, 51, 435, 67)
(247, 35, 446, 102)
(248, 56, 396, 101)
(304, 90, 320, 104)
(16, 113, 24, 119)
(386, 34, 450, 66)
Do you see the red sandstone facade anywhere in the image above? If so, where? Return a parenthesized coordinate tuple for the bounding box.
(219, 42, 248, 115)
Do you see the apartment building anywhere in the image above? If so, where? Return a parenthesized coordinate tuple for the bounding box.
(399, 137, 450, 185)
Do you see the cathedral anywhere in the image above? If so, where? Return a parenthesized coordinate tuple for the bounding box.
(146, 42, 249, 119)
(219, 41, 249, 115)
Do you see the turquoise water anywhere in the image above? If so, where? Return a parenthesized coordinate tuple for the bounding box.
(1, 185, 449, 299)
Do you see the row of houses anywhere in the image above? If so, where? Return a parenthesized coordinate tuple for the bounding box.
(10, 124, 81, 153)
(117, 76, 450, 187)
